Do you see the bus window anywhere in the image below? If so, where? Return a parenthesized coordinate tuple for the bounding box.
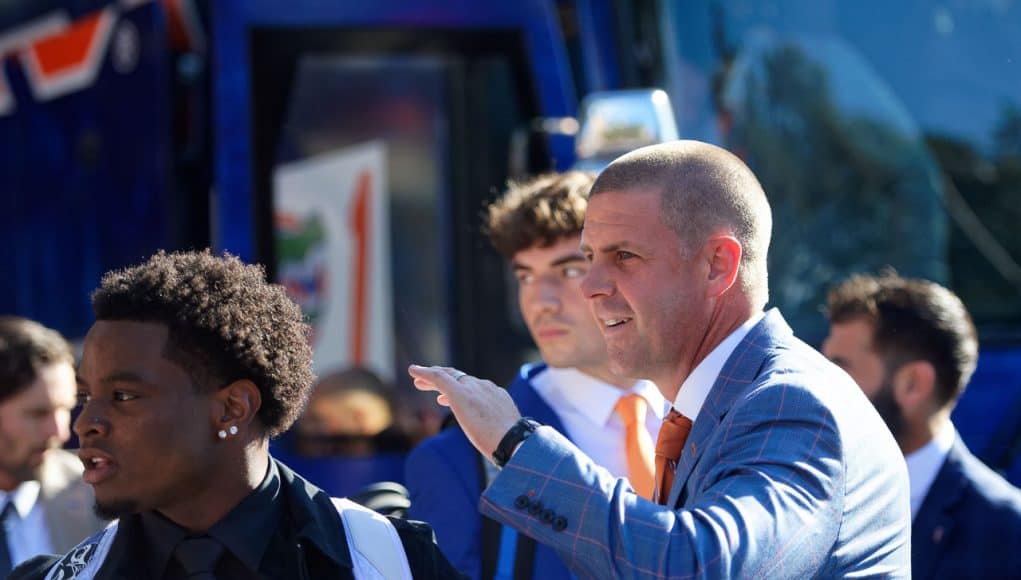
(661, 0, 1021, 346)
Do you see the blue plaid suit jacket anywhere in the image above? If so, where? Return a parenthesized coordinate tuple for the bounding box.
(480, 309, 912, 578)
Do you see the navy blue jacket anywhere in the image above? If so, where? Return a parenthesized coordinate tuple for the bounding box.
(405, 364, 573, 580)
(912, 434, 1021, 579)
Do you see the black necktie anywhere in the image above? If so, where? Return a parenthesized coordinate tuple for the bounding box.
(173, 535, 223, 580)
(0, 500, 16, 578)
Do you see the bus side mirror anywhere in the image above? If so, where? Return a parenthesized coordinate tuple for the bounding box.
(508, 88, 678, 178)
(573, 88, 679, 171)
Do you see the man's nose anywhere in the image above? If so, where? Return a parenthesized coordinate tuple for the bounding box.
(73, 402, 109, 440)
(580, 261, 612, 299)
(534, 282, 562, 314)
(43, 409, 72, 445)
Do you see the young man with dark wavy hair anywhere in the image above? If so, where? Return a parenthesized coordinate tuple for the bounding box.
(406, 172, 663, 579)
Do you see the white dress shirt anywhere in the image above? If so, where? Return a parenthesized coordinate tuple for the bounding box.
(672, 312, 765, 420)
(0, 480, 55, 568)
(904, 420, 955, 520)
(531, 367, 665, 478)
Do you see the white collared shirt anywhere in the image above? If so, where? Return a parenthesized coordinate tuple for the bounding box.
(904, 420, 956, 520)
(672, 312, 765, 420)
(532, 367, 665, 478)
(0, 480, 55, 568)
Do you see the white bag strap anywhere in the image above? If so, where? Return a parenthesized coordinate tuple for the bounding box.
(44, 499, 413, 580)
(43, 522, 119, 580)
(331, 497, 413, 580)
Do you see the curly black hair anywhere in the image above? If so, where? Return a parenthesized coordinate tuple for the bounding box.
(91, 250, 315, 436)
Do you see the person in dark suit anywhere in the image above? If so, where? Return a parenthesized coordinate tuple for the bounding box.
(409, 141, 911, 578)
(0, 317, 106, 577)
(406, 171, 664, 579)
(10, 250, 460, 580)
(824, 272, 1021, 579)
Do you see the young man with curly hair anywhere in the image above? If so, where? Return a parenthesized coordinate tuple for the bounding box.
(406, 172, 664, 579)
(10, 250, 459, 580)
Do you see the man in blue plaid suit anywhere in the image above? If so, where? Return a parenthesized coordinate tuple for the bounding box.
(410, 140, 911, 578)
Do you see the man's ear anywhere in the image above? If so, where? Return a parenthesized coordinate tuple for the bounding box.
(211, 379, 263, 436)
(703, 234, 742, 298)
(892, 361, 936, 413)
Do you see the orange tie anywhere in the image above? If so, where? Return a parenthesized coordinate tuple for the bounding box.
(614, 393, 656, 499)
(653, 409, 693, 505)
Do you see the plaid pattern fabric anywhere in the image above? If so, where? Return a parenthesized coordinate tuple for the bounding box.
(481, 309, 911, 579)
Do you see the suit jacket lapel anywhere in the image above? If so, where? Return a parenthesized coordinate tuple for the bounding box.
(910, 436, 968, 579)
(509, 363, 570, 437)
(667, 310, 786, 508)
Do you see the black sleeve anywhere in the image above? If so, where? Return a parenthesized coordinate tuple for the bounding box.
(7, 555, 59, 580)
(391, 517, 467, 579)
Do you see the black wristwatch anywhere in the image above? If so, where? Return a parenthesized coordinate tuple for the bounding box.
(492, 417, 542, 467)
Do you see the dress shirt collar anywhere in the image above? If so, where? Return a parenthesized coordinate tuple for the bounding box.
(141, 459, 282, 577)
(536, 367, 666, 426)
(672, 312, 765, 420)
(0, 480, 41, 519)
(904, 420, 955, 519)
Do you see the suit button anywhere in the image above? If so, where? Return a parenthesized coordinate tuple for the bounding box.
(540, 509, 555, 524)
(552, 516, 567, 532)
(528, 500, 543, 516)
(514, 495, 530, 510)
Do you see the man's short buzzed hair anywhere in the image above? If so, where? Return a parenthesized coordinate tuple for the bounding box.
(590, 141, 773, 307)
(91, 250, 315, 437)
(0, 316, 74, 404)
(484, 171, 595, 259)
(826, 271, 978, 408)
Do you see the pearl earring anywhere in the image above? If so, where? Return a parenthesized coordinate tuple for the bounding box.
(217, 429, 227, 440)
(229, 425, 238, 436)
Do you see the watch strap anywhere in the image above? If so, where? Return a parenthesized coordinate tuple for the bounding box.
(492, 417, 541, 467)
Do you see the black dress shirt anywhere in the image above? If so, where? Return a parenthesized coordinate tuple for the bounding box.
(140, 461, 282, 580)
(8, 457, 465, 579)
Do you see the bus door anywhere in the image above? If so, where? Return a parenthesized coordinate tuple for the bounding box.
(212, 2, 577, 402)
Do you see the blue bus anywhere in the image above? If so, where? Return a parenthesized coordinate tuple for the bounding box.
(1, 0, 1019, 483)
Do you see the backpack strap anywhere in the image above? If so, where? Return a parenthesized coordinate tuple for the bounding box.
(43, 522, 119, 580)
(331, 497, 412, 580)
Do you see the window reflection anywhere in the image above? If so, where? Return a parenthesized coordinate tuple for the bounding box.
(663, 0, 1021, 342)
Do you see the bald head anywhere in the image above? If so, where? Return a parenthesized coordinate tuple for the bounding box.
(590, 141, 772, 307)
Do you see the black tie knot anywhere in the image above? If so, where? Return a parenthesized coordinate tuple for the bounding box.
(174, 535, 223, 579)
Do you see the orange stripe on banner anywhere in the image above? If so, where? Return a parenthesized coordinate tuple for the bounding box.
(350, 171, 372, 365)
(161, 0, 189, 51)
(32, 11, 102, 77)
(162, 0, 204, 52)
